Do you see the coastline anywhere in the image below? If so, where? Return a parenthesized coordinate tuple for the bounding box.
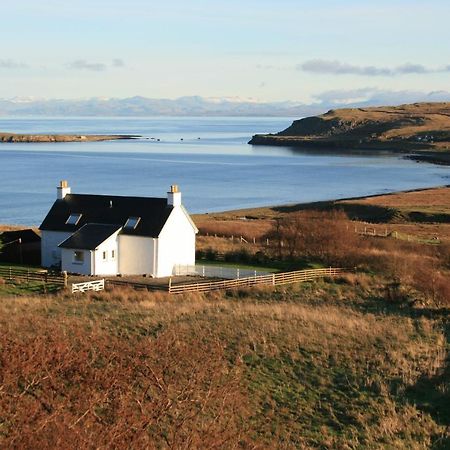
(248, 135, 450, 166)
(195, 184, 450, 219)
(0, 133, 140, 143)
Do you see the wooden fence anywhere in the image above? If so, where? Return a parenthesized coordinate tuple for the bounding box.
(168, 267, 344, 294)
(72, 279, 105, 293)
(0, 266, 67, 291)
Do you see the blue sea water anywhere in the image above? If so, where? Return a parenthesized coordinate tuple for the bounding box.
(0, 116, 448, 225)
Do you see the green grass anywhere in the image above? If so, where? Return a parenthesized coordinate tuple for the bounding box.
(197, 258, 325, 272)
(1, 276, 448, 448)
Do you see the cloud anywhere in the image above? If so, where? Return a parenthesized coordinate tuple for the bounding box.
(67, 59, 107, 71)
(112, 58, 125, 67)
(312, 87, 450, 107)
(66, 59, 126, 71)
(298, 59, 450, 76)
(0, 59, 28, 69)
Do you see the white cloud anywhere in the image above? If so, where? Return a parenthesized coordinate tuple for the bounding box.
(298, 59, 450, 76)
(0, 59, 28, 69)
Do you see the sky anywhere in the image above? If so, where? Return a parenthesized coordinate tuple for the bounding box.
(2, 0, 450, 104)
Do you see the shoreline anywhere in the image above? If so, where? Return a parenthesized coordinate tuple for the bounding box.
(2, 185, 449, 230)
(196, 184, 450, 219)
(248, 136, 450, 166)
(0, 133, 140, 143)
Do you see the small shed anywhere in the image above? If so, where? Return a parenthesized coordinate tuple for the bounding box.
(0, 229, 41, 265)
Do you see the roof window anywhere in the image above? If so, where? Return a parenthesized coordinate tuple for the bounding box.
(66, 213, 82, 226)
(124, 216, 141, 229)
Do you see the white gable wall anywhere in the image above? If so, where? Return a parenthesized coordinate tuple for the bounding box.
(118, 235, 156, 276)
(41, 230, 73, 268)
(156, 207, 196, 277)
(92, 231, 120, 275)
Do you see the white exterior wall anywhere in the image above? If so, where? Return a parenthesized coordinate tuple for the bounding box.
(92, 231, 120, 275)
(61, 248, 93, 275)
(41, 230, 73, 268)
(60, 231, 119, 275)
(156, 207, 196, 277)
(118, 235, 156, 276)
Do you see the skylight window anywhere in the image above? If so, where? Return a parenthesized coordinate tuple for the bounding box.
(66, 213, 82, 226)
(124, 216, 140, 229)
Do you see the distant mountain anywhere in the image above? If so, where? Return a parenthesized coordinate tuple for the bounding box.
(0, 96, 323, 117)
(1, 92, 450, 117)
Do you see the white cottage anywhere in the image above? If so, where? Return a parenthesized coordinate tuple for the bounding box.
(39, 181, 198, 277)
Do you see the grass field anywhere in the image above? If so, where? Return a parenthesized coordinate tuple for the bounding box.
(0, 278, 449, 448)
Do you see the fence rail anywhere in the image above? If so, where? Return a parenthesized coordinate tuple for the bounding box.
(0, 266, 67, 290)
(168, 267, 344, 294)
(173, 264, 272, 279)
(72, 279, 105, 293)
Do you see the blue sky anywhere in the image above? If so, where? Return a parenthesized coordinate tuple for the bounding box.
(2, 0, 450, 103)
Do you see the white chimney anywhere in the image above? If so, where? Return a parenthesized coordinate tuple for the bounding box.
(57, 180, 71, 200)
(167, 184, 181, 207)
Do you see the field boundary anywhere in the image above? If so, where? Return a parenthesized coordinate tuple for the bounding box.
(168, 267, 344, 294)
(0, 266, 67, 291)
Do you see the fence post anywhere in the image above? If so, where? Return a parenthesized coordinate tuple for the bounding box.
(63, 271, 68, 288)
(272, 273, 275, 286)
(168, 277, 172, 293)
(237, 268, 240, 279)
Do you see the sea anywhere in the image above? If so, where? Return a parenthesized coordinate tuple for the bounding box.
(0, 116, 448, 226)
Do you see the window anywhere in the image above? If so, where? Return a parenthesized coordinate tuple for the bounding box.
(66, 213, 82, 225)
(111, 250, 115, 259)
(124, 216, 140, 229)
(73, 250, 84, 263)
(102, 251, 107, 261)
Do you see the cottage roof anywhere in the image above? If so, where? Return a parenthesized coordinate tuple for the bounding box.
(58, 223, 122, 250)
(39, 194, 173, 238)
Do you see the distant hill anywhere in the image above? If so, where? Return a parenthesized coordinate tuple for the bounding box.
(0, 96, 323, 118)
(249, 102, 450, 163)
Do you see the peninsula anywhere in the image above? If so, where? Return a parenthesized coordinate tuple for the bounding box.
(249, 102, 450, 164)
(0, 133, 140, 143)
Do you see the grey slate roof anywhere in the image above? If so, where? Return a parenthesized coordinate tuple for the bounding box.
(58, 223, 122, 250)
(39, 194, 173, 238)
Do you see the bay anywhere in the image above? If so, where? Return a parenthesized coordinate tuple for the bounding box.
(0, 116, 448, 226)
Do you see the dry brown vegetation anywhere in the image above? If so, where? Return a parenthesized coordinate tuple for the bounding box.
(1, 282, 449, 448)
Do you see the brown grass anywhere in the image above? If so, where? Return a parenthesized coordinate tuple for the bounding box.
(0, 285, 448, 448)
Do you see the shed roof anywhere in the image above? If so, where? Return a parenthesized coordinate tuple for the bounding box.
(0, 229, 41, 244)
(58, 223, 122, 250)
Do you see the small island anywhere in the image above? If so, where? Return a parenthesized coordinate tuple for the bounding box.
(0, 133, 140, 143)
(249, 102, 450, 164)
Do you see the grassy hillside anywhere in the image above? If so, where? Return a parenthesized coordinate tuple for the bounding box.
(249, 102, 450, 163)
(0, 281, 449, 448)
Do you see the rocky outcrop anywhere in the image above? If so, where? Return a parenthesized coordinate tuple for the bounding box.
(249, 102, 450, 153)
